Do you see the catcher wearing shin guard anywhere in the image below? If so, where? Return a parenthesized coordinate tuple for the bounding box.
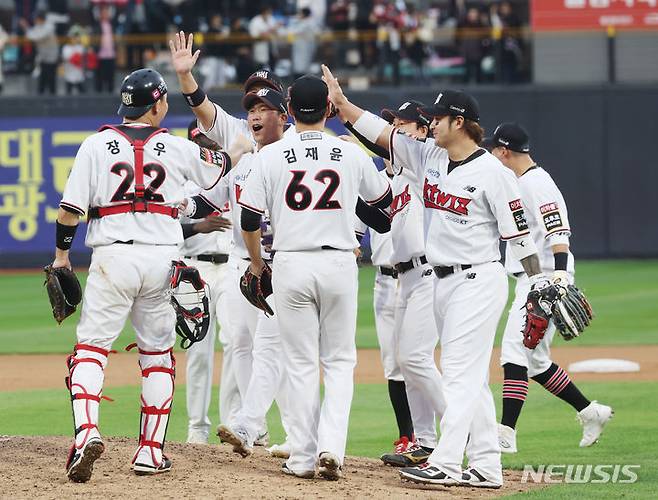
(49, 67, 250, 483)
(484, 123, 608, 455)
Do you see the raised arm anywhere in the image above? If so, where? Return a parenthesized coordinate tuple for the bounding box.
(322, 64, 393, 152)
(169, 31, 216, 132)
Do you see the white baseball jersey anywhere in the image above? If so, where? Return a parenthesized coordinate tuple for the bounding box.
(389, 166, 426, 264)
(504, 166, 574, 274)
(368, 170, 394, 266)
(199, 153, 271, 260)
(239, 130, 391, 251)
(179, 181, 233, 257)
(389, 132, 530, 266)
(199, 104, 295, 149)
(61, 123, 229, 247)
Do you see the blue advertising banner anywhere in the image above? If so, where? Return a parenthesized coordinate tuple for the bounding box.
(0, 115, 377, 256)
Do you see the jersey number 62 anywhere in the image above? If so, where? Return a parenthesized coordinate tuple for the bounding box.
(285, 170, 341, 211)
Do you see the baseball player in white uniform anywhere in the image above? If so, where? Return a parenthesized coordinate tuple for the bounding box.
(483, 123, 613, 453)
(170, 32, 287, 448)
(238, 75, 392, 480)
(346, 102, 441, 465)
(53, 68, 250, 482)
(181, 121, 234, 445)
(324, 64, 557, 488)
(184, 89, 292, 458)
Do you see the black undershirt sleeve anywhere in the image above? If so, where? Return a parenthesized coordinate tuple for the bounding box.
(367, 189, 393, 211)
(181, 223, 198, 239)
(356, 197, 391, 234)
(240, 206, 262, 231)
(344, 121, 390, 160)
(188, 195, 217, 219)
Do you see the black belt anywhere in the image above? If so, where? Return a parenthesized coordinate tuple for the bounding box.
(186, 253, 229, 264)
(394, 255, 427, 274)
(242, 257, 273, 264)
(321, 245, 339, 250)
(113, 240, 175, 247)
(433, 264, 472, 279)
(379, 266, 398, 279)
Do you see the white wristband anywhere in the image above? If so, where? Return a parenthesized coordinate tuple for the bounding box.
(180, 197, 196, 218)
(352, 111, 389, 144)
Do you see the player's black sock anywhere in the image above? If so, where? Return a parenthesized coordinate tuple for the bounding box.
(532, 363, 590, 412)
(387, 379, 414, 440)
(501, 363, 529, 429)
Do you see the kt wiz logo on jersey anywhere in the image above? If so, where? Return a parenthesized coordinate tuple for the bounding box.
(423, 179, 471, 215)
(390, 184, 411, 218)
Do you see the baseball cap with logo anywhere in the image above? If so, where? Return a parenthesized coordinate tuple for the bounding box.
(288, 75, 328, 116)
(241, 88, 287, 114)
(117, 68, 168, 118)
(483, 122, 530, 153)
(381, 100, 431, 127)
(418, 90, 480, 122)
(243, 69, 285, 94)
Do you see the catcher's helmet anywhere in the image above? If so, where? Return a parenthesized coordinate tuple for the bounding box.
(117, 68, 168, 118)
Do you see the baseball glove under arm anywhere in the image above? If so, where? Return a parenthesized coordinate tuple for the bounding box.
(44, 265, 82, 324)
(240, 263, 274, 316)
(522, 284, 558, 349)
(552, 284, 593, 340)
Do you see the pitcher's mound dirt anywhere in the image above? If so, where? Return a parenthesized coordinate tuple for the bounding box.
(0, 436, 543, 499)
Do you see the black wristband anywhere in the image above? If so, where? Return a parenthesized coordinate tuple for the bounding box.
(183, 86, 206, 107)
(56, 221, 78, 250)
(554, 252, 568, 271)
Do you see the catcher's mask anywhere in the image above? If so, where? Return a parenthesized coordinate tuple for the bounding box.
(167, 260, 210, 349)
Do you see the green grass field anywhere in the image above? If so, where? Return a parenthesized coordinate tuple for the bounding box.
(1, 260, 657, 498)
(2, 260, 658, 353)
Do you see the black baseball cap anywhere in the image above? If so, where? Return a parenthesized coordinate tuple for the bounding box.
(241, 88, 287, 114)
(418, 90, 480, 122)
(117, 68, 167, 118)
(243, 69, 284, 94)
(288, 75, 328, 115)
(381, 100, 431, 127)
(483, 122, 530, 153)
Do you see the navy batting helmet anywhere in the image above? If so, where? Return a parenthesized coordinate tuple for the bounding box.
(117, 68, 168, 118)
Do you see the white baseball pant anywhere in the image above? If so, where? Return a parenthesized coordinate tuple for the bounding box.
(427, 262, 507, 485)
(273, 249, 358, 473)
(373, 269, 403, 381)
(183, 258, 235, 439)
(395, 263, 442, 449)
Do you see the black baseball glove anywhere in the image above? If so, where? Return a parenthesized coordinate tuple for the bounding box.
(44, 265, 82, 324)
(240, 263, 274, 316)
(552, 284, 593, 340)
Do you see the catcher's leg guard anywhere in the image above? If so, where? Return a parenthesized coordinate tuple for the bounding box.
(132, 347, 176, 474)
(65, 343, 111, 482)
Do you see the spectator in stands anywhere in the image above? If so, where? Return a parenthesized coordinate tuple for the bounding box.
(122, 0, 148, 69)
(20, 11, 58, 94)
(497, 0, 523, 83)
(230, 17, 258, 83)
(456, 6, 488, 84)
(0, 23, 7, 94)
(371, 0, 405, 86)
(327, 0, 353, 68)
(404, 4, 429, 84)
(290, 7, 319, 79)
(202, 13, 230, 89)
(93, 4, 116, 93)
(249, 5, 279, 69)
(45, 0, 70, 37)
(61, 25, 86, 95)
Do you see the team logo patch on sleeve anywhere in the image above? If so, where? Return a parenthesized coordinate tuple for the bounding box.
(200, 147, 226, 167)
(509, 199, 523, 211)
(540, 202, 564, 231)
(508, 199, 528, 231)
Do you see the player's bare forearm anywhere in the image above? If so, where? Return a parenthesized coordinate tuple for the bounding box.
(520, 254, 542, 277)
(242, 230, 265, 274)
(321, 64, 392, 150)
(551, 243, 569, 254)
(226, 134, 253, 167)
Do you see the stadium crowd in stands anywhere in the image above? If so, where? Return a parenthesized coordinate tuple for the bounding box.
(0, 0, 528, 95)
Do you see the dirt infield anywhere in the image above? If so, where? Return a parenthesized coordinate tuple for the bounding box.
(1, 345, 655, 392)
(0, 436, 543, 499)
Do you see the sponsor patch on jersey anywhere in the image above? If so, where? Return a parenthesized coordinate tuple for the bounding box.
(512, 209, 529, 232)
(199, 147, 226, 168)
(508, 198, 523, 211)
(540, 202, 559, 214)
(543, 212, 564, 232)
(300, 131, 322, 141)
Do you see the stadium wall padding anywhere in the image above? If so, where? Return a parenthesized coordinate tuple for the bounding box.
(1, 84, 657, 267)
